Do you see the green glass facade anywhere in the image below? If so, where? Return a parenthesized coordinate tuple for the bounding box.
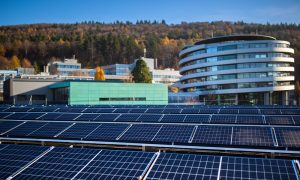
(50, 81, 168, 105)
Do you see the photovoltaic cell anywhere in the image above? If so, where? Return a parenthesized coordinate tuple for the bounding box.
(261, 109, 281, 115)
(236, 115, 264, 124)
(115, 114, 141, 122)
(14, 147, 100, 179)
(146, 153, 220, 180)
(184, 115, 210, 123)
(162, 108, 182, 114)
(275, 127, 300, 148)
(21, 113, 45, 120)
(238, 109, 259, 114)
(192, 126, 232, 145)
(37, 113, 62, 120)
(198, 109, 218, 114)
(232, 127, 274, 147)
(265, 116, 294, 125)
(220, 156, 298, 180)
(219, 109, 239, 114)
(73, 149, 155, 180)
(4, 121, 48, 137)
(85, 123, 129, 141)
(160, 115, 186, 123)
(137, 114, 162, 122)
(119, 124, 162, 142)
(210, 115, 236, 124)
(129, 108, 147, 113)
(113, 108, 131, 113)
(57, 123, 101, 139)
(94, 114, 119, 122)
(75, 114, 100, 121)
(4, 112, 28, 120)
(0, 144, 49, 180)
(27, 122, 72, 138)
(152, 125, 194, 143)
(0, 112, 12, 118)
(55, 113, 80, 121)
(181, 108, 200, 114)
(146, 108, 164, 114)
(0, 121, 23, 134)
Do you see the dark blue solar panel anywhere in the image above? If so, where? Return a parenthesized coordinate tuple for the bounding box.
(93, 114, 119, 122)
(4, 122, 48, 137)
(192, 126, 232, 145)
(4, 112, 28, 120)
(14, 147, 100, 179)
(281, 109, 300, 115)
(210, 115, 236, 124)
(145, 108, 164, 114)
(28, 107, 57, 112)
(236, 115, 264, 124)
(146, 153, 220, 180)
(219, 109, 239, 114)
(73, 149, 155, 179)
(4, 107, 31, 112)
(113, 108, 131, 113)
(160, 115, 186, 123)
(265, 116, 294, 125)
(238, 109, 260, 114)
(152, 125, 194, 143)
(162, 108, 182, 114)
(292, 116, 300, 125)
(119, 124, 162, 142)
(0, 121, 23, 134)
(21, 113, 45, 120)
(97, 108, 116, 113)
(68, 108, 85, 113)
(37, 113, 62, 120)
(232, 127, 274, 147)
(129, 108, 147, 113)
(184, 115, 210, 123)
(220, 156, 298, 180)
(115, 114, 141, 122)
(198, 109, 218, 114)
(27, 122, 72, 138)
(55, 113, 80, 121)
(57, 123, 101, 139)
(85, 123, 129, 141)
(75, 114, 100, 121)
(275, 127, 300, 148)
(137, 114, 162, 122)
(180, 108, 200, 114)
(0, 112, 12, 118)
(261, 109, 281, 115)
(0, 144, 49, 179)
(82, 108, 100, 113)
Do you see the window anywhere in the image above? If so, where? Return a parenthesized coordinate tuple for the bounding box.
(99, 97, 146, 101)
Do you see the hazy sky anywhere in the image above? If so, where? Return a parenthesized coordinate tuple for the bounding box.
(0, 0, 299, 26)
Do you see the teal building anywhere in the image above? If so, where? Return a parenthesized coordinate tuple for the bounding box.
(49, 81, 168, 105)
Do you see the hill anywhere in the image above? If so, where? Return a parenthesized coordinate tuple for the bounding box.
(0, 21, 299, 79)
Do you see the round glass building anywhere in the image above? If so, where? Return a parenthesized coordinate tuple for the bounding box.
(179, 35, 295, 105)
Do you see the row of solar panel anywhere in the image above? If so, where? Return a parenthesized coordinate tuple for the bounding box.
(2, 106, 300, 115)
(1, 112, 300, 125)
(0, 144, 298, 180)
(1, 120, 300, 148)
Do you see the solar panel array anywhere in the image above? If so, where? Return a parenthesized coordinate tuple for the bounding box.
(0, 144, 299, 180)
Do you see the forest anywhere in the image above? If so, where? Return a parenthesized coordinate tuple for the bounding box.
(0, 21, 299, 79)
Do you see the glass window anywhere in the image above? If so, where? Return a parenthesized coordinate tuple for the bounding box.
(206, 47, 218, 53)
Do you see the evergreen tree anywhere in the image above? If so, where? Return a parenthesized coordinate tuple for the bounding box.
(132, 59, 152, 83)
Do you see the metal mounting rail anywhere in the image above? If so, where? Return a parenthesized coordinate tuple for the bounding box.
(188, 126, 198, 143)
(116, 124, 132, 140)
(142, 152, 160, 180)
(217, 156, 223, 180)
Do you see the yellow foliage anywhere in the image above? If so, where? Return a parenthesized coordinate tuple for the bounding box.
(170, 87, 179, 93)
(10, 55, 21, 69)
(94, 66, 106, 80)
(21, 58, 32, 68)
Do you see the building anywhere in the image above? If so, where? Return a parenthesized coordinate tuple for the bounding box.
(102, 57, 181, 84)
(4, 79, 168, 105)
(179, 35, 295, 105)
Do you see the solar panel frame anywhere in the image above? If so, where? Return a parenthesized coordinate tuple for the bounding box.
(192, 125, 232, 145)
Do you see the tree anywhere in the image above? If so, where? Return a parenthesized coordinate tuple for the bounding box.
(10, 55, 21, 69)
(21, 58, 32, 68)
(94, 66, 105, 80)
(132, 59, 152, 83)
(0, 56, 10, 69)
(33, 61, 40, 74)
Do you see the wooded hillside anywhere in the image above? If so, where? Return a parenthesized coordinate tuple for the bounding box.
(0, 21, 299, 79)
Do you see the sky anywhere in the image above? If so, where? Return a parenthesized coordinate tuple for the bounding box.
(0, 0, 299, 26)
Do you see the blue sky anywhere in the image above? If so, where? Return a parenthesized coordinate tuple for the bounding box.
(0, 0, 299, 26)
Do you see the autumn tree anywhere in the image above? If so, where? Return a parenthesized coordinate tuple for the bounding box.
(33, 61, 40, 74)
(10, 55, 21, 69)
(21, 58, 32, 68)
(132, 59, 152, 83)
(94, 66, 105, 80)
(0, 56, 10, 69)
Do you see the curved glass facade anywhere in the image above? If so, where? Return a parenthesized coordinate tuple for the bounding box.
(178, 35, 295, 105)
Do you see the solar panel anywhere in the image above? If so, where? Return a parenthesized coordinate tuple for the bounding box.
(119, 124, 162, 142)
(219, 109, 239, 114)
(0, 144, 49, 179)
(152, 125, 194, 144)
(275, 127, 300, 148)
(68, 108, 85, 113)
(220, 156, 299, 180)
(28, 107, 57, 112)
(4, 112, 28, 120)
(56, 107, 69, 112)
(210, 115, 236, 124)
(137, 114, 162, 122)
(82, 108, 100, 113)
(115, 114, 141, 122)
(0, 112, 12, 118)
(37, 113, 62, 120)
(4, 121, 48, 137)
(27, 122, 72, 138)
(85, 123, 129, 141)
(184, 115, 210, 123)
(198, 109, 218, 114)
(57, 123, 100, 139)
(72, 149, 155, 179)
(145, 108, 164, 114)
(160, 115, 186, 123)
(265, 116, 294, 125)
(21, 113, 45, 120)
(0, 121, 23, 134)
(97, 108, 116, 113)
(4, 107, 31, 112)
(192, 126, 232, 145)
(180, 108, 200, 114)
(232, 127, 274, 147)
(113, 108, 131, 113)
(55, 113, 80, 121)
(292, 116, 300, 125)
(261, 109, 281, 115)
(93, 114, 120, 122)
(238, 109, 260, 114)
(281, 109, 300, 115)
(14, 147, 100, 179)
(129, 108, 147, 113)
(146, 153, 220, 180)
(236, 115, 264, 124)
(75, 114, 100, 121)
(162, 108, 182, 114)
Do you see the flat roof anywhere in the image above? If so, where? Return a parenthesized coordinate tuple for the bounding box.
(194, 34, 276, 45)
